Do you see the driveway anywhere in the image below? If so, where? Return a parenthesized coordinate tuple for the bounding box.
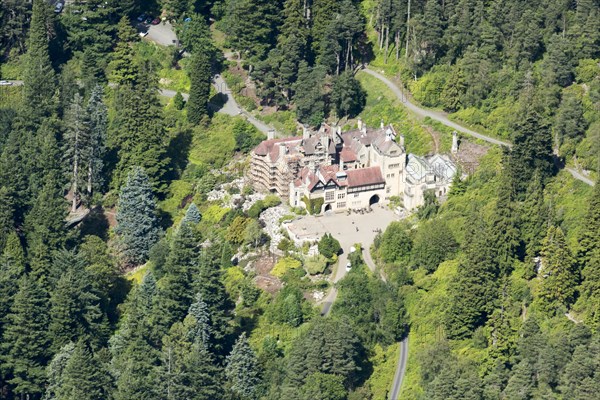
(288, 205, 399, 314)
(144, 21, 179, 47)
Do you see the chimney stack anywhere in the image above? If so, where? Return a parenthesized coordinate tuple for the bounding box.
(451, 131, 459, 154)
(380, 120, 385, 129)
(303, 125, 310, 141)
(267, 129, 275, 140)
(400, 134, 405, 148)
(357, 118, 363, 131)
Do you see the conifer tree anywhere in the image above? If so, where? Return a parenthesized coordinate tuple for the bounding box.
(151, 221, 199, 338)
(0, 231, 26, 339)
(538, 226, 578, 313)
(115, 167, 160, 266)
(85, 85, 108, 199)
(186, 293, 212, 348)
(520, 172, 546, 265)
(187, 50, 211, 125)
(110, 68, 170, 192)
(64, 93, 89, 212)
(44, 342, 75, 400)
(1, 276, 51, 398)
(48, 255, 109, 352)
(445, 216, 499, 338)
(225, 333, 261, 400)
(183, 202, 202, 224)
(331, 71, 366, 119)
(55, 341, 113, 400)
(194, 243, 233, 355)
(22, 0, 56, 125)
(110, 17, 139, 86)
(293, 61, 326, 127)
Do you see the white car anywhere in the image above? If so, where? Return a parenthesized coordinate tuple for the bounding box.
(54, 2, 64, 13)
(0, 80, 12, 86)
(346, 262, 351, 271)
(139, 31, 149, 38)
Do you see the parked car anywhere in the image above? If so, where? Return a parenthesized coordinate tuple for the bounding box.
(0, 80, 13, 86)
(139, 31, 148, 38)
(145, 16, 153, 24)
(152, 17, 161, 25)
(346, 262, 352, 271)
(54, 2, 64, 13)
(137, 13, 146, 22)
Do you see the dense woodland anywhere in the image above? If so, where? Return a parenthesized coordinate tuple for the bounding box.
(0, 1, 599, 400)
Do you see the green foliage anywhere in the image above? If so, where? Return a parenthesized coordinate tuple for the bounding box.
(225, 333, 261, 400)
(304, 254, 328, 275)
(411, 220, 458, 273)
(115, 167, 160, 266)
(189, 113, 238, 169)
(173, 91, 185, 110)
(331, 71, 366, 119)
(416, 190, 439, 220)
(302, 195, 324, 215)
(233, 118, 265, 153)
(187, 50, 211, 124)
(300, 372, 347, 400)
(375, 221, 412, 266)
(271, 257, 302, 278)
(317, 233, 341, 259)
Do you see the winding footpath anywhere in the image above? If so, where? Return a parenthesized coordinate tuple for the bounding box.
(362, 68, 595, 187)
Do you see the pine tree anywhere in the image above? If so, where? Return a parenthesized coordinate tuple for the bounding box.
(55, 341, 113, 400)
(331, 71, 366, 119)
(520, 172, 546, 266)
(186, 293, 213, 348)
(110, 17, 139, 85)
(22, 0, 56, 125)
(293, 61, 326, 127)
(110, 68, 170, 192)
(194, 243, 233, 355)
(115, 167, 160, 266)
(151, 221, 199, 338)
(184, 202, 202, 224)
(85, 85, 108, 199)
(48, 253, 109, 352)
(44, 342, 75, 400)
(64, 93, 89, 212)
(0, 231, 26, 339)
(1, 276, 51, 398)
(225, 333, 261, 400)
(187, 50, 211, 125)
(538, 226, 578, 313)
(445, 216, 499, 338)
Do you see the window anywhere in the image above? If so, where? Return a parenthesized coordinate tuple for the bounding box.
(389, 163, 400, 169)
(386, 187, 391, 194)
(354, 193, 359, 198)
(337, 202, 346, 208)
(337, 193, 345, 200)
(325, 191, 334, 201)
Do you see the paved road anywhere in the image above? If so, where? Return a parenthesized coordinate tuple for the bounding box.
(389, 337, 409, 400)
(362, 68, 595, 187)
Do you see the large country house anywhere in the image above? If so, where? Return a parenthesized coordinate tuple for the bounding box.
(249, 120, 457, 213)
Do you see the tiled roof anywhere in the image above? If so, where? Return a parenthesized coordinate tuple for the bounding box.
(254, 137, 302, 161)
(346, 166, 385, 188)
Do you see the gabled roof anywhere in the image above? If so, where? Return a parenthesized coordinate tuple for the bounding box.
(346, 166, 385, 188)
(254, 137, 302, 162)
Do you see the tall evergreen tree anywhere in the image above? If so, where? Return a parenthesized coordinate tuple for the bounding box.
(330, 71, 366, 119)
(225, 333, 261, 400)
(64, 93, 89, 212)
(84, 85, 108, 199)
(183, 203, 202, 224)
(22, 0, 56, 126)
(54, 341, 113, 400)
(151, 221, 199, 339)
(1, 276, 51, 398)
(187, 51, 211, 125)
(115, 167, 160, 266)
(44, 342, 75, 400)
(110, 17, 139, 86)
(538, 226, 578, 313)
(293, 61, 326, 127)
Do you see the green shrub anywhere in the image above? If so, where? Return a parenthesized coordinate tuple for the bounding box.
(203, 205, 231, 224)
(271, 257, 302, 277)
(304, 254, 328, 275)
(318, 234, 342, 259)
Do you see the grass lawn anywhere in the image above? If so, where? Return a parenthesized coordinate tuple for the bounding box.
(357, 71, 434, 156)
